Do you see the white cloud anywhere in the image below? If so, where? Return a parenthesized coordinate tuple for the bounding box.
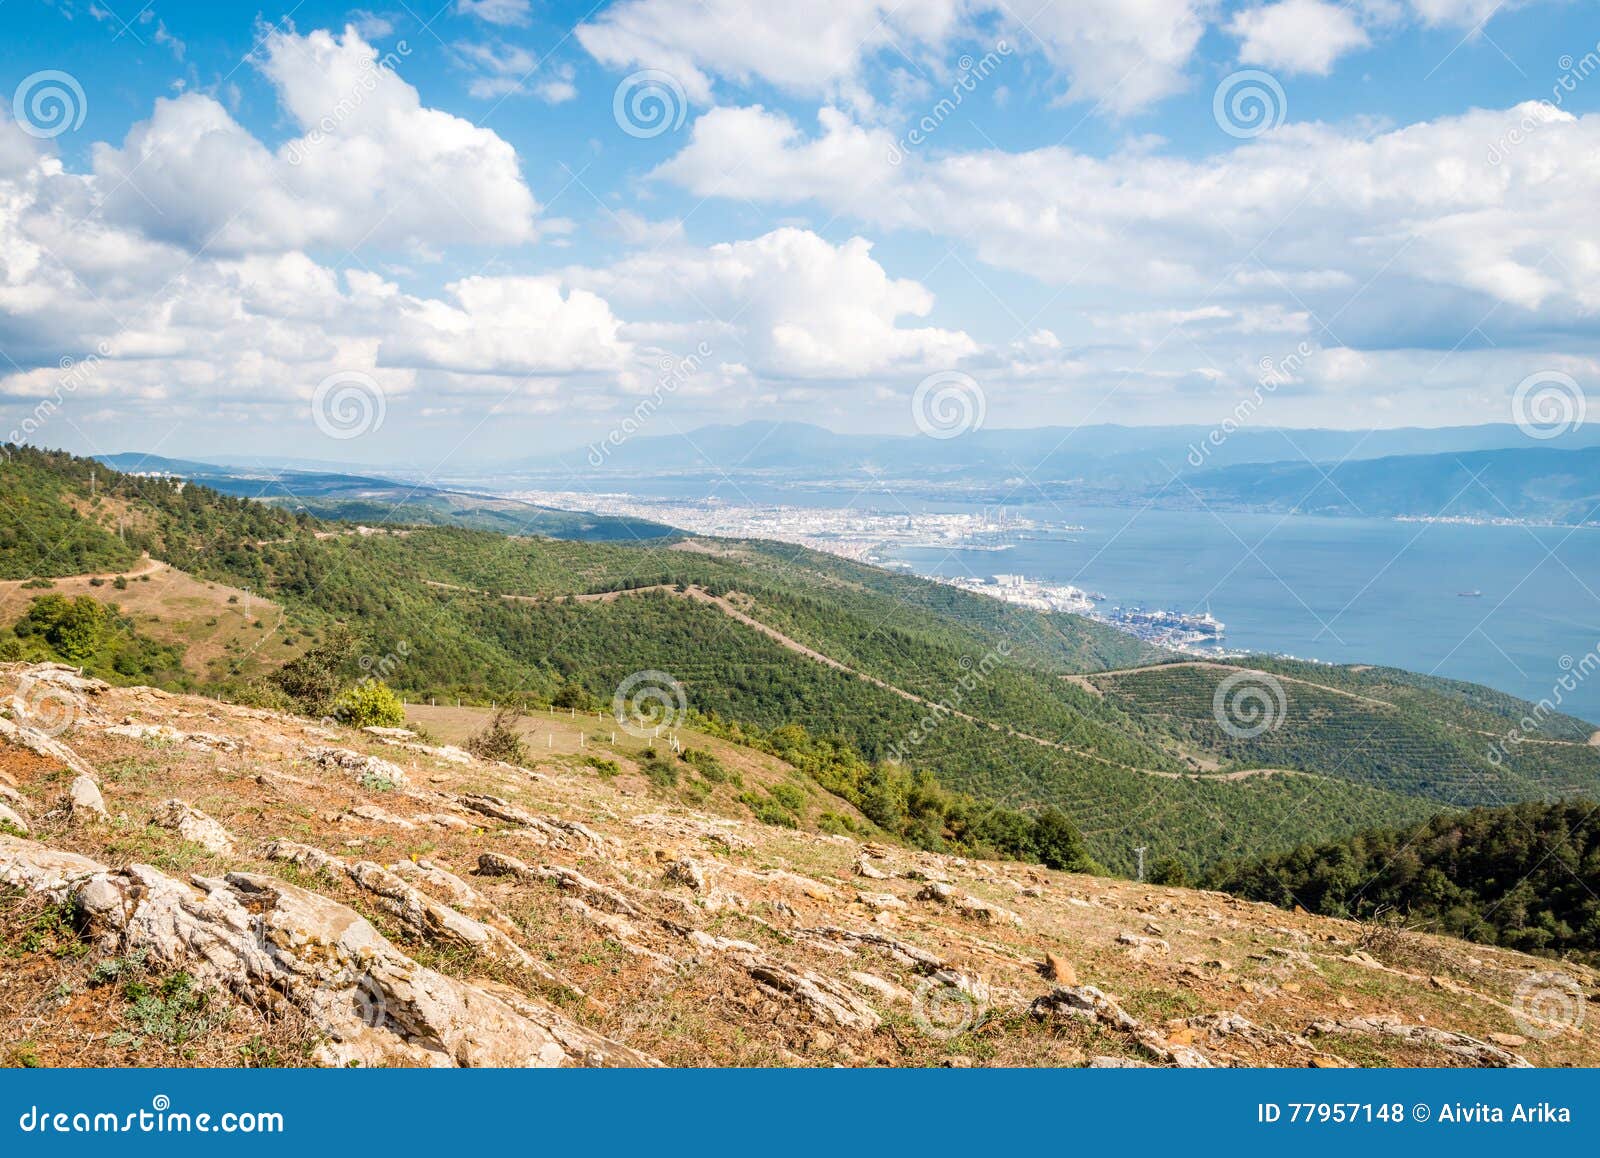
(1228, 0, 1371, 75)
(657, 101, 1600, 322)
(385, 276, 634, 376)
(88, 25, 540, 254)
(572, 227, 977, 379)
(1406, 0, 1524, 27)
(456, 0, 532, 27)
(1019, 0, 1207, 116)
(577, 0, 1205, 116)
(454, 40, 538, 98)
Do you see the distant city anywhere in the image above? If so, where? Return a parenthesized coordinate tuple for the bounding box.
(509, 489, 1229, 654)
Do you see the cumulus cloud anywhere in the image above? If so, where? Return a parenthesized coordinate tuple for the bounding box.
(657, 101, 1600, 324)
(577, 0, 1204, 116)
(571, 227, 977, 379)
(1228, 0, 1372, 75)
(89, 25, 540, 254)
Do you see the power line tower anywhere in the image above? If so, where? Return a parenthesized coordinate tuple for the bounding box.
(1134, 846, 1148, 883)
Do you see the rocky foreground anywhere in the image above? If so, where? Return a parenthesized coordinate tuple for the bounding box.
(1, 661, 1596, 1069)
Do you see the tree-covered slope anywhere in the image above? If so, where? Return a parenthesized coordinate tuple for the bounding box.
(7, 445, 1600, 877)
(1205, 800, 1600, 963)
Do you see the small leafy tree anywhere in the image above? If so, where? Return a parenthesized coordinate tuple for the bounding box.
(269, 625, 361, 716)
(1030, 807, 1093, 872)
(1147, 856, 1190, 887)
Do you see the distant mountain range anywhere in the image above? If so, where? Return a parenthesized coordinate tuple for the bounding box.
(502, 419, 1600, 523)
(92, 454, 675, 541)
(100, 417, 1600, 527)
(512, 419, 1600, 492)
(1179, 444, 1600, 522)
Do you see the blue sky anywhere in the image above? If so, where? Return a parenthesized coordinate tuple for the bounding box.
(0, 0, 1596, 463)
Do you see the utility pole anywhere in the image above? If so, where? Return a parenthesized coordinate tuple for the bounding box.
(1134, 846, 1148, 883)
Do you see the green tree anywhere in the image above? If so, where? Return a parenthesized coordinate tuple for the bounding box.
(1031, 807, 1092, 872)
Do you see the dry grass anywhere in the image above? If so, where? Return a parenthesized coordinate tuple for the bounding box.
(2, 667, 1598, 1069)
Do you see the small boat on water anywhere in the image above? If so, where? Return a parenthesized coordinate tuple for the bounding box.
(1458, 590, 1483, 597)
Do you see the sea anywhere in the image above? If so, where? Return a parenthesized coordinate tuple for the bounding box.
(892, 503, 1600, 726)
(594, 478, 1600, 725)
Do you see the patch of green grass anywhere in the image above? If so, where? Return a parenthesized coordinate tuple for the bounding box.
(111, 971, 232, 1051)
(3, 898, 86, 960)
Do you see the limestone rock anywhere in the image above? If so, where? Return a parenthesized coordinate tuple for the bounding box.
(0, 715, 97, 777)
(306, 746, 409, 790)
(68, 774, 109, 822)
(1306, 1016, 1531, 1068)
(663, 857, 706, 892)
(152, 799, 235, 855)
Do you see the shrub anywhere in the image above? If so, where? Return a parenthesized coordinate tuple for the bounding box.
(681, 747, 740, 785)
(330, 681, 406, 729)
(583, 756, 621, 779)
(739, 790, 798, 828)
(270, 625, 361, 716)
(641, 753, 679, 790)
(768, 782, 807, 813)
(465, 706, 526, 764)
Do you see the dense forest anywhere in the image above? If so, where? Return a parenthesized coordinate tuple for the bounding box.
(1205, 800, 1600, 963)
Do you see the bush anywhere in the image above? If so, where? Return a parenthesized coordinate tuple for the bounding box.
(1031, 807, 1093, 872)
(1147, 856, 1189, 887)
(551, 681, 597, 711)
(583, 756, 621, 779)
(465, 706, 526, 764)
(330, 681, 406, 729)
(15, 593, 107, 660)
(641, 753, 679, 790)
(681, 747, 740, 785)
(740, 791, 799, 828)
(769, 782, 807, 812)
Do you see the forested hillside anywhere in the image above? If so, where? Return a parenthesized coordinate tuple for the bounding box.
(6, 445, 1600, 881)
(1206, 800, 1600, 963)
